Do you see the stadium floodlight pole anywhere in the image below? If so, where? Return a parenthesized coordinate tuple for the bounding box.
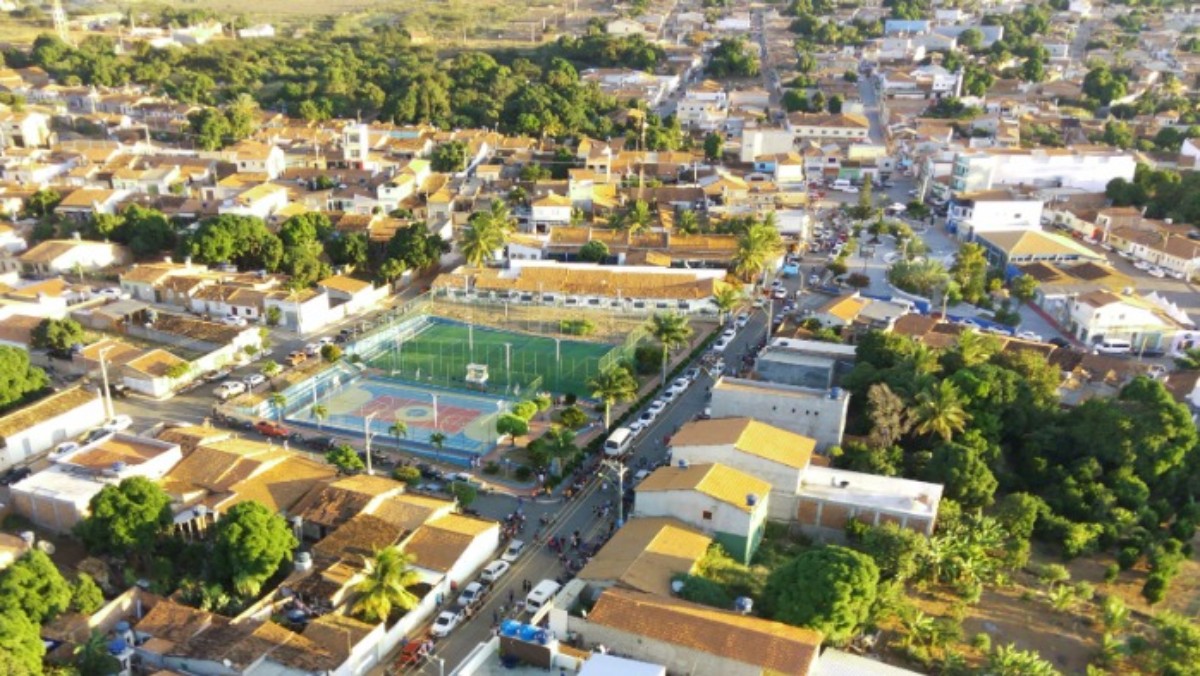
(504, 343, 512, 392)
(431, 393, 439, 429)
(363, 411, 378, 476)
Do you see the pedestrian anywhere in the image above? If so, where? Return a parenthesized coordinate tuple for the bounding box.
(508, 589, 514, 603)
(493, 610, 499, 624)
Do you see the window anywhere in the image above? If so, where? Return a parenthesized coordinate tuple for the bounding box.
(702, 510, 713, 521)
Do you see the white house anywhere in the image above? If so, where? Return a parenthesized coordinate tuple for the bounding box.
(1181, 138, 1200, 170)
(0, 109, 52, 148)
(740, 127, 795, 163)
(10, 433, 183, 532)
(317, 275, 388, 316)
(606, 18, 645, 36)
(708, 377, 849, 450)
(237, 23, 276, 38)
(786, 113, 871, 142)
(633, 462, 771, 564)
(947, 190, 1044, 240)
(222, 140, 287, 180)
(15, 238, 131, 276)
(530, 193, 573, 232)
(0, 388, 106, 473)
(1067, 289, 1194, 353)
(950, 148, 1137, 193)
(217, 183, 289, 220)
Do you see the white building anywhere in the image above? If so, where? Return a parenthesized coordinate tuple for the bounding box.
(950, 148, 1137, 193)
(14, 238, 132, 276)
(708, 377, 849, 450)
(948, 190, 1044, 240)
(0, 388, 106, 473)
(530, 193, 573, 231)
(1067, 289, 1194, 353)
(785, 113, 871, 142)
(217, 183, 289, 220)
(634, 462, 771, 564)
(740, 127, 795, 163)
(10, 433, 183, 532)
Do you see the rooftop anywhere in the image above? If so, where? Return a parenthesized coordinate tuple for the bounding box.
(636, 463, 772, 512)
(578, 517, 711, 596)
(670, 418, 815, 470)
(0, 387, 99, 440)
(799, 465, 942, 517)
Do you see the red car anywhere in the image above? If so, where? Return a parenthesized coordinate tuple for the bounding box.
(255, 420, 290, 438)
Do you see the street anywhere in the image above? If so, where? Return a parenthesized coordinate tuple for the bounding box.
(408, 310, 771, 675)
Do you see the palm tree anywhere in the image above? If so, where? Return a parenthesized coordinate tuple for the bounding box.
(712, 285, 745, 324)
(311, 404, 328, 430)
(486, 199, 517, 234)
(905, 343, 943, 377)
(544, 425, 577, 463)
(429, 432, 446, 462)
(389, 420, 408, 448)
(261, 360, 281, 378)
(620, 200, 653, 234)
(269, 393, 287, 422)
(353, 546, 421, 624)
(76, 630, 119, 676)
(676, 209, 700, 234)
(458, 218, 504, 268)
(588, 365, 639, 429)
(647, 312, 693, 386)
(732, 221, 783, 283)
(952, 329, 997, 368)
(907, 380, 969, 442)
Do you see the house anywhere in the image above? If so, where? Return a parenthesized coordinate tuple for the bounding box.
(975, 229, 1105, 271)
(795, 465, 942, 537)
(119, 260, 209, 303)
(1019, 260, 1131, 320)
(120, 348, 189, 398)
(949, 148, 1137, 193)
(217, 183, 289, 220)
(606, 18, 645, 36)
(752, 338, 858, 389)
(1066, 289, 1194, 353)
(222, 140, 287, 179)
(708, 377, 849, 450)
(812, 292, 871, 328)
(318, 275, 387, 316)
(947, 189, 1044, 241)
(0, 387, 106, 473)
(0, 109, 52, 148)
(634, 462, 771, 564)
(15, 238, 132, 276)
(1104, 219, 1200, 279)
(577, 517, 712, 596)
(264, 287, 338, 335)
(739, 127, 795, 163)
(237, 23, 276, 38)
(54, 188, 129, 222)
(786, 113, 871, 142)
(10, 433, 182, 532)
(530, 193, 573, 231)
(565, 588, 824, 676)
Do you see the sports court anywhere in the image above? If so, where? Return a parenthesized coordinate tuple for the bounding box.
(363, 317, 615, 397)
(289, 377, 505, 456)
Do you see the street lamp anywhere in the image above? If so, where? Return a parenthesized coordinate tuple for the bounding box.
(97, 345, 115, 419)
(599, 459, 629, 526)
(363, 411, 378, 476)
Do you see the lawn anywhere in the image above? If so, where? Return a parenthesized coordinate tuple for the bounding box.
(366, 319, 614, 397)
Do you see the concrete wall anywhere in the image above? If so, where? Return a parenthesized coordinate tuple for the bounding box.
(633, 490, 764, 564)
(0, 392, 105, 472)
(668, 445, 803, 495)
(709, 383, 848, 450)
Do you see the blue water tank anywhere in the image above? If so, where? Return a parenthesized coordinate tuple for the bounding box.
(830, 387, 843, 400)
(735, 597, 754, 614)
(115, 621, 130, 633)
(108, 638, 127, 655)
(534, 630, 549, 645)
(519, 625, 538, 641)
(500, 620, 522, 637)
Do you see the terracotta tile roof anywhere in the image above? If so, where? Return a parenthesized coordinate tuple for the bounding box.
(70, 436, 165, 470)
(371, 494, 455, 531)
(313, 513, 408, 561)
(636, 463, 772, 512)
(670, 418, 815, 469)
(154, 425, 232, 455)
(403, 523, 476, 572)
(318, 274, 374, 294)
(588, 588, 822, 673)
(135, 599, 216, 645)
(578, 517, 711, 596)
(18, 239, 109, 264)
(302, 614, 376, 662)
(292, 475, 404, 529)
(124, 349, 186, 378)
(0, 387, 100, 439)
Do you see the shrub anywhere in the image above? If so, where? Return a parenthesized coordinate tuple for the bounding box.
(846, 273, 870, 288)
(391, 465, 421, 485)
(1141, 573, 1168, 604)
(514, 465, 532, 481)
(676, 575, 733, 609)
(1104, 563, 1120, 583)
(559, 319, 596, 336)
(971, 632, 992, 652)
(559, 405, 589, 430)
(320, 344, 343, 362)
(1117, 546, 1140, 570)
(482, 461, 500, 475)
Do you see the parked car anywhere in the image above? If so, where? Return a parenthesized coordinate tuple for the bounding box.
(243, 374, 267, 389)
(1133, 260, 1152, 271)
(456, 581, 486, 608)
(1147, 266, 1166, 278)
(304, 436, 340, 452)
(628, 419, 648, 436)
(0, 466, 31, 486)
(287, 351, 308, 366)
(638, 410, 656, 425)
(647, 399, 667, 416)
(501, 540, 526, 563)
(304, 343, 321, 356)
(734, 313, 749, 328)
(221, 315, 248, 327)
(712, 337, 731, 352)
(1048, 337, 1071, 349)
(481, 560, 511, 583)
(202, 368, 231, 382)
(666, 378, 689, 399)
(254, 420, 290, 438)
(430, 610, 463, 638)
(215, 380, 248, 400)
(1016, 331, 1044, 342)
(683, 366, 702, 381)
(772, 287, 787, 299)
(101, 415, 133, 432)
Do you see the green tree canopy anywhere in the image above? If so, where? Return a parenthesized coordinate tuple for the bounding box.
(0, 550, 72, 625)
(326, 444, 365, 475)
(31, 318, 85, 353)
(71, 573, 105, 615)
(763, 545, 880, 643)
(210, 501, 298, 598)
(0, 347, 49, 413)
(578, 239, 610, 263)
(75, 476, 174, 559)
(0, 608, 44, 675)
(431, 141, 468, 173)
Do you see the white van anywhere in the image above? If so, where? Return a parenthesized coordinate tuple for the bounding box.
(525, 579, 562, 613)
(831, 178, 852, 191)
(1094, 339, 1132, 354)
(604, 427, 633, 457)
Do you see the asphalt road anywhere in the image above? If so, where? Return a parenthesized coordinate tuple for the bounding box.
(407, 310, 771, 674)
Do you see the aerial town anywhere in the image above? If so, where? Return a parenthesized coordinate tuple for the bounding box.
(0, 0, 1198, 674)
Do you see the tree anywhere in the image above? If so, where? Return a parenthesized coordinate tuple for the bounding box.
(269, 392, 287, 422)
(385, 225, 450, 271)
(1150, 612, 1200, 676)
(827, 94, 844, 114)
(908, 380, 970, 442)
(188, 107, 233, 150)
(1010, 274, 1039, 303)
(616, 200, 653, 233)
(321, 344, 343, 362)
(326, 444, 365, 475)
(712, 285, 744, 323)
(733, 221, 784, 282)
(0, 347, 45, 414)
(985, 644, 1061, 676)
(431, 141, 468, 173)
(958, 27, 983, 50)
(707, 37, 760, 77)
(0, 608, 43, 675)
(647, 312, 693, 386)
(1083, 65, 1127, 106)
(854, 522, 928, 582)
(75, 477, 172, 560)
(211, 501, 298, 598)
(703, 132, 724, 161)
(71, 574, 105, 615)
(31, 318, 85, 353)
(353, 547, 420, 623)
(429, 432, 447, 461)
(866, 383, 911, 449)
(389, 420, 408, 447)
(311, 404, 328, 429)
(578, 240, 609, 264)
(261, 360, 281, 378)
(458, 212, 506, 268)
(496, 413, 529, 445)
(924, 432, 999, 509)
(763, 545, 880, 643)
(76, 630, 120, 676)
(451, 481, 478, 507)
(0, 550, 72, 625)
(588, 365, 639, 429)
(25, 187, 62, 218)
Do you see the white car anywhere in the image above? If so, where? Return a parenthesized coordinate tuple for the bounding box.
(647, 399, 667, 416)
(221, 315, 249, 327)
(481, 560, 511, 583)
(772, 288, 787, 299)
(842, 186, 860, 194)
(1133, 260, 1151, 271)
(98, 287, 127, 300)
(244, 374, 267, 389)
(214, 381, 248, 400)
(101, 415, 133, 432)
(628, 419, 648, 436)
(633, 469, 652, 485)
(735, 313, 749, 328)
(638, 410, 656, 425)
(721, 328, 737, 341)
(430, 610, 463, 638)
(665, 380, 688, 399)
(713, 338, 730, 352)
(304, 343, 321, 356)
(318, 336, 335, 346)
(456, 581, 485, 608)
(501, 539, 526, 563)
(1147, 266, 1166, 278)
(1016, 331, 1044, 342)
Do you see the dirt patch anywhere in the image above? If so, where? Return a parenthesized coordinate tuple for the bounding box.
(960, 582, 1100, 673)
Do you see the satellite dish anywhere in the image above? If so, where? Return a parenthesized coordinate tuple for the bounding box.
(37, 541, 56, 555)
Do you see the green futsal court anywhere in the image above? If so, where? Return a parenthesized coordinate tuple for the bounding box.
(364, 318, 615, 397)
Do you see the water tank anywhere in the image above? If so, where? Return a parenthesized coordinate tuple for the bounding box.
(735, 597, 754, 614)
(500, 620, 522, 637)
(115, 621, 130, 634)
(534, 630, 549, 645)
(677, 459, 688, 468)
(830, 387, 843, 400)
(108, 638, 127, 656)
(111, 461, 127, 473)
(671, 579, 685, 594)
(18, 531, 34, 547)
(746, 494, 758, 507)
(294, 551, 313, 573)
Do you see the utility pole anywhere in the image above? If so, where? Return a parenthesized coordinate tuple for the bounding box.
(52, 0, 72, 46)
(98, 345, 115, 419)
(600, 459, 629, 526)
(363, 411, 377, 476)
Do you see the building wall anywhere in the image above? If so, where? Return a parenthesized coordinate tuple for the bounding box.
(709, 385, 848, 450)
(0, 393, 106, 472)
(668, 445, 803, 496)
(794, 497, 933, 537)
(952, 152, 1136, 193)
(739, 129, 795, 163)
(633, 490, 763, 564)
